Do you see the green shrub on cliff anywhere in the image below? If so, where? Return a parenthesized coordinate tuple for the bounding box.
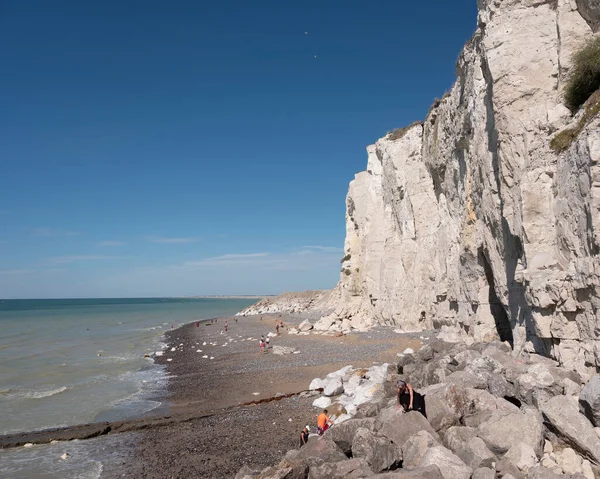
(551, 89, 600, 152)
(565, 37, 600, 112)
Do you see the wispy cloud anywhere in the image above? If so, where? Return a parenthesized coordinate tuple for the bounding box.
(99, 241, 126, 247)
(0, 268, 66, 276)
(50, 255, 119, 264)
(181, 253, 270, 267)
(0, 269, 31, 276)
(147, 237, 198, 244)
(302, 245, 343, 253)
(173, 248, 341, 272)
(31, 228, 79, 237)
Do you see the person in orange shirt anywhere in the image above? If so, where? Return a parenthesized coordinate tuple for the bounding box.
(317, 409, 333, 435)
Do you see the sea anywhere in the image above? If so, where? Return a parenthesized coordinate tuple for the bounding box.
(0, 297, 256, 478)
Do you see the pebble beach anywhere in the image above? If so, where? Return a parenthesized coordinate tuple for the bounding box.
(117, 313, 422, 478)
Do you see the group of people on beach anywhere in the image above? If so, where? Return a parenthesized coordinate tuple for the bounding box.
(299, 381, 425, 448)
(259, 334, 271, 354)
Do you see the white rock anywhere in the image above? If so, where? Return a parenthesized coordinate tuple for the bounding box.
(23, 443, 33, 448)
(60, 452, 69, 460)
(166, 358, 172, 362)
(323, 377, 344, 397)
(403, 348, 415, 354)
(313, 396, 332, 409)
(309, 378, 325, 390)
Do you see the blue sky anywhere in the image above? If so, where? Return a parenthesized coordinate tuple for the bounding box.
(0, 0, 477, 298)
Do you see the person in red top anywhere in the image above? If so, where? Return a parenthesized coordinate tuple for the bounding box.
(317, 409, 333, 435)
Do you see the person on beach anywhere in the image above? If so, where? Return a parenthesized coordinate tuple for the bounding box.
(266, 335, 270, 348)
(397, 380, 427, 417)
(299, 426, 309, 447)
(224, 319, 228, 332)
(317, 409, 333, 435)
(276, 322, 279, 334)
(260, 339, 265, 354)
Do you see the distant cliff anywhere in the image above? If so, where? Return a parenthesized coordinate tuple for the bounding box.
(325, 0, 600, 374)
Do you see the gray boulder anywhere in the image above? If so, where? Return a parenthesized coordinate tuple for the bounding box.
(421, 383, 468, 432)
(503, 442, 537, 472)
(371, 465, 444, 478)
(476, 408, 544, 457)
(417, 445, 472, 479)
(235, 465, 261, 479)
(580, 376, 600, 427)
(541, 394, 600, 464)
(471, 467, 495, 479)
(402, 430, 439, 469)
(443, 426, 477, 453)
(445, 371, 488, 390)
(257, 466, 293, 479)
(352, 427, 402, 472)
(295, 437, 347, 464)
(526, 466, 568, 479)
(379, 411, 439, 449)
(271, 459, 308, 479)
(487, 373, 516, 398)
(324, 417, 375, 455)
(454, 437, 496, 470)
(307, 458, 372, 479)
(493, 458, 525, 479)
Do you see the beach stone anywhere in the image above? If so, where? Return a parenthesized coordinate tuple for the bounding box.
(402, 430, 439, 469)
(326, 365, 354, 380)
(487, 373, 516, 398)
(366, 363, 392, 383)
(274, 459, 308, 479)
(312, 396, 332, 409)
(503, 442, 538, 472)
(307, 458, 372, 479)
(445, 371, 488, 390)
(295, 437, 347, 464)
(580, 376, 600, 426)
(323, 377, 344, 397)
(476, 408, 544, 457)
(370, 465, 444, 478)
(417, 445, 472, 479)
(421, 383, 469, 432)
(351, 427, 402, 472)
(236, 464, 261, 479)
(324, 418, 375, 455)
(258, 466, 293, 479)
(343, 375, 361, 396)
(493, 458, 526, 479)
(298, 320, 314, 332)
(309, 378, 325, 391)
(443, 426, 477, 453)
(379, 411, 439, 450)
(563, 377, 581, 396)
(555, 447, 584, 475)
(454, 437, 496, 470)
(471, 468, 495, 479)
(352, 380, 386, 406)
(541, 395, 600, 464)
(526, 466, 567, 479)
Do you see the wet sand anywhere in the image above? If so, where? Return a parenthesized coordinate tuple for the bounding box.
(116, 314, 422, 479)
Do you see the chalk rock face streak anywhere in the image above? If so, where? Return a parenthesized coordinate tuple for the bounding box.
(332, 0, 600, 372)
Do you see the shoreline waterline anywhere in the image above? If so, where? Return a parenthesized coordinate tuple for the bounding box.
(0, 298, 257, 479)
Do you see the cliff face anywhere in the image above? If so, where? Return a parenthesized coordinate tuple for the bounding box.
(329, 0, 600, 373)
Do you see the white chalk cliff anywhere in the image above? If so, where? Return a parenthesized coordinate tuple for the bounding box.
(326, 0, 600, 373)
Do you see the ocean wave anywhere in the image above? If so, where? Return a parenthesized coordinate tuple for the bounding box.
(25, 386, 69, 399)
(0, 385, 70, 400)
